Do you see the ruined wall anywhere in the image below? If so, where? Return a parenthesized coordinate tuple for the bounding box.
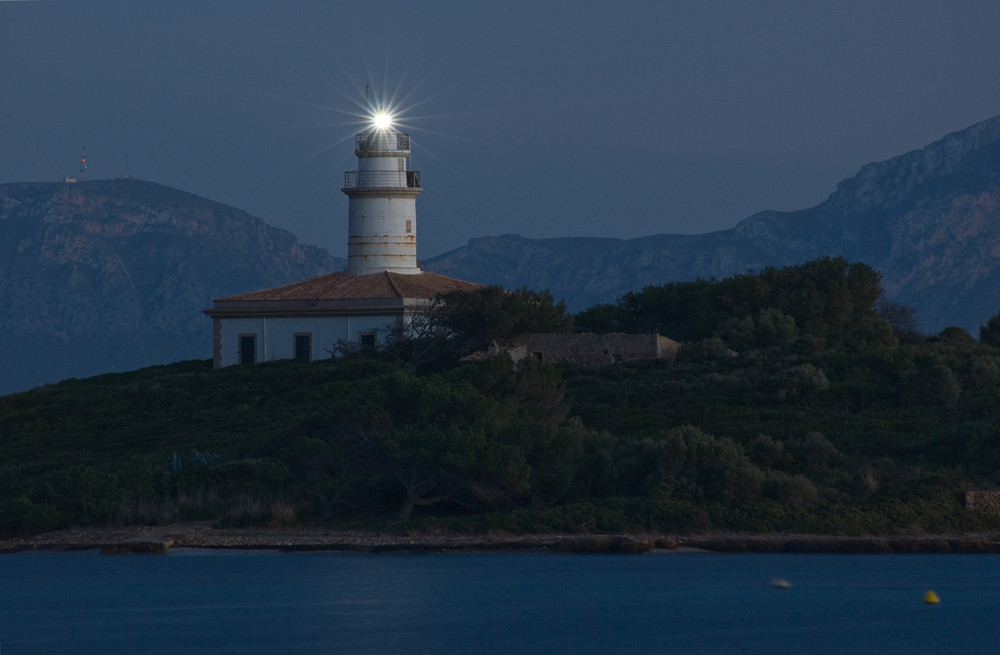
(965, 490, 1000, 515)
(514, 333, 680, 367)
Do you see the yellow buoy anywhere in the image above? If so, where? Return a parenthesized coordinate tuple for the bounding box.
(923, 590, 940, 604)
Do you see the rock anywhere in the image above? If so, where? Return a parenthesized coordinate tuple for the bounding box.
(100, 538, 173, 555)
(556, 535, 655, 554)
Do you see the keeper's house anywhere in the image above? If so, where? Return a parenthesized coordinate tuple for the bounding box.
(205, 270, 477, 367)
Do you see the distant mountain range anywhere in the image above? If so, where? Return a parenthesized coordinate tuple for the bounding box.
(0, 179, 341, 395)
(425, 115, 1000, 334)
(3, 115, 1000, 394)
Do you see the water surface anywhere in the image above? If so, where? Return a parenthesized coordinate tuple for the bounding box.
(1, 549, 997, 654)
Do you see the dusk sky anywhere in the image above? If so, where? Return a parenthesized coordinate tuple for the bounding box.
(3, 0, 1000, 259)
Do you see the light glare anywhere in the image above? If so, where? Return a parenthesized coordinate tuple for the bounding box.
(372, 111, 393, 130)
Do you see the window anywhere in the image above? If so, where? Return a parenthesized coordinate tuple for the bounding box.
(239, 335, 257, 364)
(405, 219, 412, 234)
(294, 334, 311, 360)
(359, 332, 376, 349)
(397, 158, 405, 171)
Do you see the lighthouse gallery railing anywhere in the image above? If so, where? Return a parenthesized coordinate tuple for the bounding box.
(343, 170, 421, 190)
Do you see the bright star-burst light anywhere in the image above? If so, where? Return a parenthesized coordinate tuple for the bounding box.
(329, 77, 439, 139)
(371, 110, 393, 131)
(308, 77, 443, 159)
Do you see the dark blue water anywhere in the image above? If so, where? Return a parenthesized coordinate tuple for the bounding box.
(1, 549, 998, 654)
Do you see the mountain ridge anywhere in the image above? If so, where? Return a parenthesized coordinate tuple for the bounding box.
(0, 178, 342, 394)
(425, 114, 1000, 332)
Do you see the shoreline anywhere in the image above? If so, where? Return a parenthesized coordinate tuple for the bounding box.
(4, 524, 1000, 555)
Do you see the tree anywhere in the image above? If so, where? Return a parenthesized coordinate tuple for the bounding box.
(595, 258, 888, 345)
(381, 423, 530, 520)
(376, 373, 531, 519)
(279, 410, 389, 517)
(384, 286, 573, 369)
(876, 298, 921, 342)
(573, 303, 620, 334)
(437, 286, 572, 347)
(980, 311, 1000, 346)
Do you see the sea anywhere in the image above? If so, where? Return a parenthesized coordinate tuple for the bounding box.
(1, 549, 999, 654)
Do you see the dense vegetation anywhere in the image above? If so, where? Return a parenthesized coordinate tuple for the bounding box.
(4, 257, 1000, 537)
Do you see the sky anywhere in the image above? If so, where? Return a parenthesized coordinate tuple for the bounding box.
(2, 0, 1000, 259)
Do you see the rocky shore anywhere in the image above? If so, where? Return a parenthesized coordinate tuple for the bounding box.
(4, 524, 1000, 555)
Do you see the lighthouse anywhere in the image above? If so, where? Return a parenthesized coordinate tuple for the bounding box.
(205, 100, 481, 367)
(342, 112, 422, 275)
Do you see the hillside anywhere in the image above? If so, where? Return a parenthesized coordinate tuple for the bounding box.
(0, 179, 342, 394)
(5, 263, 1000, 538)
(425, 115, 1000, 333)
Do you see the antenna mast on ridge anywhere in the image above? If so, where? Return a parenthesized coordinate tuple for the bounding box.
(79, 146, 87, 181)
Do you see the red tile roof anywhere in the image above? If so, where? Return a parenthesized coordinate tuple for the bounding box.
(205, 270, 481, 318)
(215, 270, 480, 302)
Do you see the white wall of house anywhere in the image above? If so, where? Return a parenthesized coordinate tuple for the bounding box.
(215, 314, 402, 367)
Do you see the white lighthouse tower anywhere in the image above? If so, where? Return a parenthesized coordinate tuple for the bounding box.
(342, 112, 422, 275)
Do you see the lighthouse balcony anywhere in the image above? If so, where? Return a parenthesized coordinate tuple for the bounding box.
(343, 170, 421, 190)
(355, 132, 410, 153)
